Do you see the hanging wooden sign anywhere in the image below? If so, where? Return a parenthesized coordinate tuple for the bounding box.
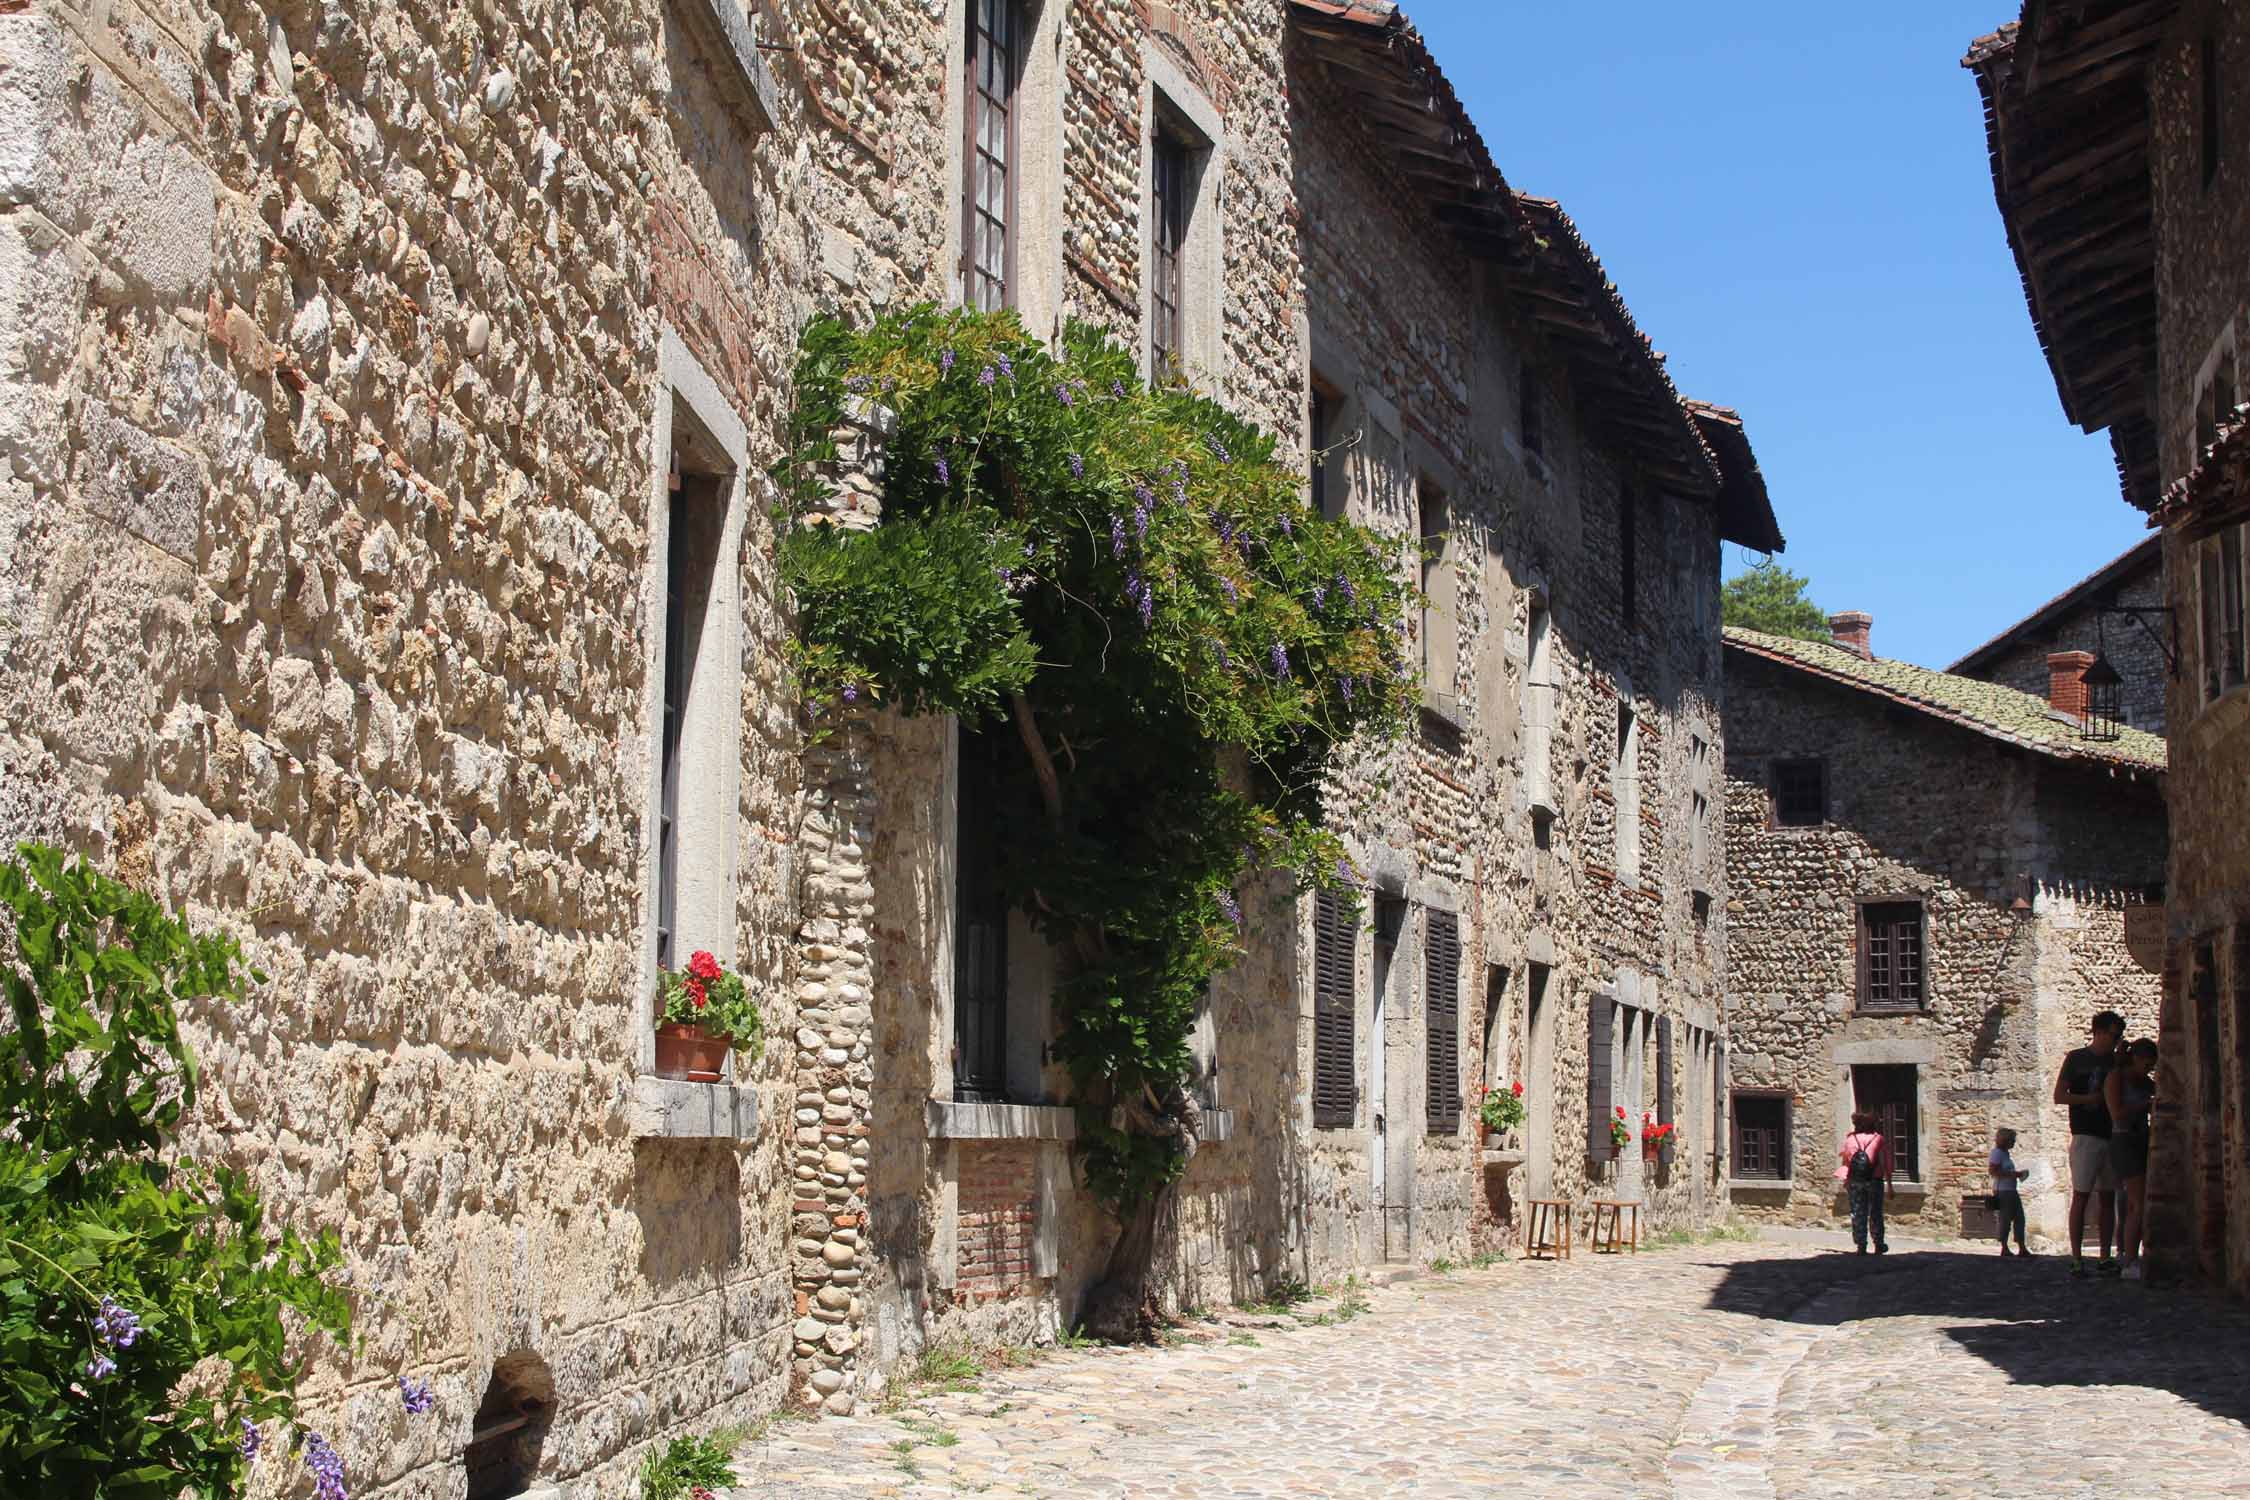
(2123, 903, 2165, 973)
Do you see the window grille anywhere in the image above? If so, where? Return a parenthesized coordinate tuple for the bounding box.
(964, 0, 1019, 313)
(1859, 900, 1925, 1010)
(1771, 758, 1826, 827)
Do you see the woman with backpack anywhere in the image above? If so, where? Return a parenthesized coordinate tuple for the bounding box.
(1836, 1109, 1893, 1255)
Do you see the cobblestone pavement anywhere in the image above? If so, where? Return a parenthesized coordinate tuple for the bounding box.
(727, 1234, 2250, 1499)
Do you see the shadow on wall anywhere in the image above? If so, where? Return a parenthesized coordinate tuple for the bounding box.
(1702, 1250, 2250, 1431)
(633, 1140, 744, 1287)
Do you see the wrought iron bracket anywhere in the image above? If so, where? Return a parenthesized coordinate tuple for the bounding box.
(2096, 605, 2178, 673)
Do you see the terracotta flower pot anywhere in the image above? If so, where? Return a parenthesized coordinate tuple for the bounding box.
(655, 1023, 732, 1083)
(1643, 1139, 1662, 1162)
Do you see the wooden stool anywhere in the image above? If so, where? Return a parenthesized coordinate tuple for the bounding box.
(1524, 1198, 1572, 1260)
(1590, 1199, 1641, 1253)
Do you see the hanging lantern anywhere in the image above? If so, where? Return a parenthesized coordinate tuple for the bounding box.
(2081, 652, 2124, 742)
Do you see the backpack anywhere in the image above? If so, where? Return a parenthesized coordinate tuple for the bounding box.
(1847, 1137, 1878, 1183)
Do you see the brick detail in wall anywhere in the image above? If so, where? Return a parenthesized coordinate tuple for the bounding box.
(955, 1142, 1038, 1300)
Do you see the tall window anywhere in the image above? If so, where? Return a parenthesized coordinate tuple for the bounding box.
(1524, 596, 1554, 810)
(1519, 357, 1544, 463)
(1731, 1091, 1788, 1180)
(1614, 701, 1640, 884)
(2205, 525, 2247, 702)
(1618, 489, 1639, 630)
(2204, 33, 2222, 192)
(1654, 1016, 1675, 1167)
(1149, 126, 1191, 375)
(1308, 380, 1336, 517)
(1419, 484, 1453, 701)
(1859, 900, 1926, 1011)
(1584, 993, 1615, 1158)
(1423, 910, 1462, 1133)
(1852, 1065, 1918, 1180)
(954, 726, 1011, 1101)
(1311, 888, 1356, 1128)
(656, 447, 728, 972)
(964, 0, 1019, 313)
(655, 466, 692, 971)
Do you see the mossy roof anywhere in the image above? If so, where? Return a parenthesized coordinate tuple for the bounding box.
(1724, 626, 2166, 775)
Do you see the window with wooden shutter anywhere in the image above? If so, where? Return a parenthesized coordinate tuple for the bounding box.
(1312, 888, 1356, 1129)
(1731, 1092, 1788, 1180)
(964, 0, 1019, 314)
(1858, 900, 1926, 1010)
(1423, 910, 1461, 1133)
(1655, 1015, 1675, 1167)
(1585, 992, 1615, 1159)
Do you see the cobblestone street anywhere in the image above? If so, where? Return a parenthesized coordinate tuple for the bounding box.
(730, 1234, 2250, 1500)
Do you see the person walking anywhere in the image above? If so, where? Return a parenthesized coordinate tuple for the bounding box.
(2105, 1038, 2158, 1281)
(1836, 1110, 1892, 1255)
(2053, 1010, 2124, 1277)
(1989, 1127, 2029, 1256)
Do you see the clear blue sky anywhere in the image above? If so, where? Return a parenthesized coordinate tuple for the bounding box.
(1407, 0, 2150, 669)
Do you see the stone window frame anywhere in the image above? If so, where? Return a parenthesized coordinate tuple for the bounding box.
(1522, 580, 1557, 820)
(1612, 681, 1641, 888)
(944, 0, 1066, 331)
(1140, 39, 1226, 384)
(637, 329, 750, 1076)
(1850, 1061, 1921, 1183)
(1854, 896, 1930, 1014)
(1768, 755, 1828, 829)
(1728, 1088, 1791, 1183)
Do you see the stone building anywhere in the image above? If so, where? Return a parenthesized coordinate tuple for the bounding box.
(1723, 617, 2166, 1242)
(1950, 535, 2169, 734)
(1968, 0, 2250, 1294)
(0, 0, 1775, 1492)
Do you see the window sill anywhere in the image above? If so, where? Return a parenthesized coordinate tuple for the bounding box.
(1419, 692, 1466, 734)
(1480, 1147, 1526, 1168)
(1728, 1177, 1794, 1193)
(631, 1075, 760, 1140)
(926, 1100, 1077, 1141)
(675, 0, 780, 133)
(1848, 1006, 1930, 1019)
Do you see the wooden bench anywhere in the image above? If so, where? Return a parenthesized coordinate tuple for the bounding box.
(1590, 1199, 1641, 1254)
(1524, 1198, 1572, 1260)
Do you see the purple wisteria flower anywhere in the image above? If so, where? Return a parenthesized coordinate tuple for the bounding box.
(1207, 435, 1231, 463)
(399, 1377, 435, 1416)
(1112, 380, 1127, 399)
(1335, 857, 1357, 885)
(978, 365, 996, 388)
(1111, 514, 1128, 559)
(1023, 541, 1036, 559)
(1311, 584, 1327, 609)
(1133, 502, 1150, 541)
(1209, 639, 1232, 670)
(1056, 383, 1075, 408)
(940, 348, 956, 373)
(304, 1431, 348, 1500)
(1134, 483, 1155, 509)
(934, 454, 950, 485)
(95, 1296, 141, 1349)
(841, 683, 860, 703)
(1125, 574, 1154, 627)
(1340, 676, 1355, 703)
(845, 374, 871, 393)
(84, 1353, 117, 1381)
(1270, 642, 1291, 679)
(996, 566, 1015, 588)
(1216, 890, 1243, 927)
(1278, 510, 1293, 537)
(1068, 452, 1085, 479)
(996, 351, 1014, 379)
(1337, 574, 1357, 605)
(240, 1418, 261, 1461)
(1220, 578, 1238, 604)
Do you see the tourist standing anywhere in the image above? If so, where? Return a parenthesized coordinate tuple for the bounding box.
(1989, 1127, 2029, 1256)
(2105, 1038, 2158, 1281)
(1836, 1110, 1892, 1255)
(2053, 1010, 2124, 1277)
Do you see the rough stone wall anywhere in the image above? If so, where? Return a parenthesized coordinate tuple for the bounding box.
(2144, 0, 2250, 1298)
(1722, 646, 2166, 1243)
(1959, 559, 2169, 733)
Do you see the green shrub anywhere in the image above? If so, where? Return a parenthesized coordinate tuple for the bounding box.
(0, 843, 352, 1499)
(639, 1433, 740, 1500)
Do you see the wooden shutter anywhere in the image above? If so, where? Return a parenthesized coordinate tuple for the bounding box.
(1423, 910, 1461, 1133)
(1713, 1038, 1726, 1166)
(1585, 991, 1614, 1158)
(1656, 1015, 1676, 1167)
(1312, 889, 1356, 1128)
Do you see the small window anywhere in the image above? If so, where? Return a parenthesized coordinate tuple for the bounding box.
(1308, 378, 1338, 518)
(1524, 597, 1555, 810)
(1423, 910, 1462, 1133)
(1771, 758, 1827, 827)
(1858, 900, 1926, 1011)
(1311, 889, 1357, 1129)
(1731, 1092, 1789, 1181)
(964, 0, 1021, 313)
(1852, 1064, 1919, 1181)
(1519, 357, 1544, 461)
(1149, 124, 1191, 374)
(1692, 890, 1712, 930)
(1614, 701, 1640, 885)
(2209, 525, 2248, 701)
(1419, 484, 1453, 697)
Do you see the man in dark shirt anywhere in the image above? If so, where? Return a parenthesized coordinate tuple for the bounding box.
(2053, 1010, 2124, 1276)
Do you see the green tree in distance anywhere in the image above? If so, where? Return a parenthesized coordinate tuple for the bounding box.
(1722, 561, 1830, 642)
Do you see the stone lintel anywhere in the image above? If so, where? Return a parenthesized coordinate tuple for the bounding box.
(630, 1075, 761, 1139)
(926, 1099, 1077, 1141)
(675, 0, 781, 134)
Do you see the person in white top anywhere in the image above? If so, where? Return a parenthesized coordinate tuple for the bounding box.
(1989, 1127, 2029, 1256)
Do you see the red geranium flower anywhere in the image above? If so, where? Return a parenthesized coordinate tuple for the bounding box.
(1511, 1081, 1523, 1096)
(688, 950, 722, 982)
(686, 977, 708, 1009)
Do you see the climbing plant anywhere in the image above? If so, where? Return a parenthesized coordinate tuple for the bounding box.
(779, 306, 1415, 1334)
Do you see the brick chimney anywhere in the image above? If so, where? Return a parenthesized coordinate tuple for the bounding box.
(2047, 650, 2096, 718)
(1829, 611, 1873, 660)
